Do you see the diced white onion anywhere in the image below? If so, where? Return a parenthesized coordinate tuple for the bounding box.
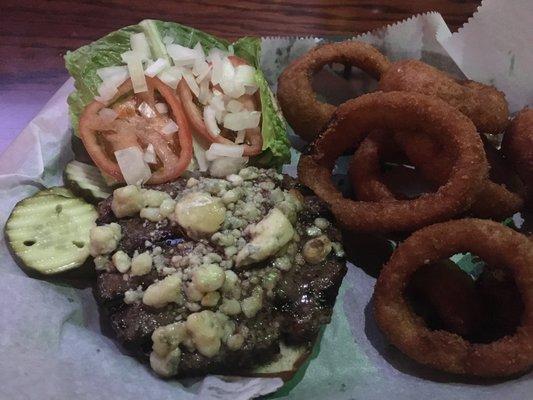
(219, 59, 242, 97)
(96, 66, 128, 83)
(206, 47, 228, 62)
(226, 99, 243, 113)
(192, 59, 210, 78)
(235, 65, 258, 94)
(209, 91, 226, 112)
(182, 70, 200, 98)
(210, 54, 224, 86)
(205, 143, 244, 161)
(98, 107, 118, 124)
(193, 42, 206, 61)
(145, 58, 170, 77)
(235, 65, 256, 86)
(125, 52, 148, 93)
(114, 147, 152, 185)
(198, 79, 212, 105)
(192, 137, 208, 172)
(157, 66, 183, 89)
(203, 106, 220, 136)
(95, 81, 118, 103)
(162, 35, 174, 45)
(223, 111, 261, 131)
(143, 143, 157, 164)
(209, 91, 227, 123)
(235, 130, 246, 144)
(228, 45, 235, 55)
(130, 33, 151, 61)
(155, 102, 168, 114)
(138, 102, 157, 118)
(161, 120, 179, 135)
(166, 43, 198, 66)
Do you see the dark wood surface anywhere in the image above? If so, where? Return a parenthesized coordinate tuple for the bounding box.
(0, 0, 480, 154)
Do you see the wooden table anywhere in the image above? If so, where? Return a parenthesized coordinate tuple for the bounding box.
(0, 0, 480, 154)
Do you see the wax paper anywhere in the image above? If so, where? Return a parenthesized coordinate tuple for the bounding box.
(1, 2, 532, 399)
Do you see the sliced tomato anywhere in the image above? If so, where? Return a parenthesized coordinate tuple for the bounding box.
(177, 55, 263, 156)
(79, 77, 192, 184)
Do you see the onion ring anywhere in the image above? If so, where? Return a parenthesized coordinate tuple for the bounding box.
(378, 60, 509, 134)
(349, 131, 524, 220)
(298, 91, 488, 233)
(373, 218, 533, 377)
(277, 40, 391, 142)
(502, 108, 533, 207)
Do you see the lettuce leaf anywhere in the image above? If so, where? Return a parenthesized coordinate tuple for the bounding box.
(64, 19, 290, 168)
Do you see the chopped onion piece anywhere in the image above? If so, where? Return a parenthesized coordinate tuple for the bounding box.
(157, 66, 183, 89)
(198, 78, 212, 105)
(162, 35, 174, 45)
(192, 137, 208, 172)
(161, 120, 179, 135)
(182, 70, 200, 98)
(143, 143, 157, 164)
(223, 111, 261, 131)
(203, 106, 220, 136)
(130, 33, 151, 61)
(155, 102, 168, 114)
(206, 47, 228, 62)
(138, 102, 157, 118)
(98, 107, 118, 124)
(205, 143, 244, 161)
(235, 130, 246, 144)
(95, 81, 118, 103)
(228, 45, 235, 55)
(193, 59, 210, 77)
(166, 43, 198, 66)
(210, 54, 224, 86)
(193, 42, 206, 60)
(209, 91, 226, 112)
(226, 99, 243, 113)
(97, 66, 128, 82)
(235, 65, 256, 86)
(125, 52, 148, 93)
(114, 147, 152, 185)
(145, 58, 170, 77)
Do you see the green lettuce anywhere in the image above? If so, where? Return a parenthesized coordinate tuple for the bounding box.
(64, 19, 290, 168)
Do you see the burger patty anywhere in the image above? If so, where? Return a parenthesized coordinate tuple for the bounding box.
(93, 172, 346, 377)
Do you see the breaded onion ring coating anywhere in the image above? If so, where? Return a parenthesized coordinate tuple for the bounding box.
(373, 219, 533, 377)
(277, 40, 391, 142)
(502, 108, 533, 206)
(298, 91, 488, 233)
(349, 131, 524, 220)
(378, 60, 509, 134)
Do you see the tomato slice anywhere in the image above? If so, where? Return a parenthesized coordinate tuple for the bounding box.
(79, 76, 192, 184)
(177, 55, 263, 156)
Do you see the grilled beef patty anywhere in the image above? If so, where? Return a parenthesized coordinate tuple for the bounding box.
(93, 170, 346, 377)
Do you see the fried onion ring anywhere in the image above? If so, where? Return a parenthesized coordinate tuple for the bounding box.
(373, 219, 533, 377)
(378, 60, 509, 134)
(502, 108, 533, 207)
(349, 131, 524, 220)
(298, 91, 488, 233)
(277, 40, 391, 141)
